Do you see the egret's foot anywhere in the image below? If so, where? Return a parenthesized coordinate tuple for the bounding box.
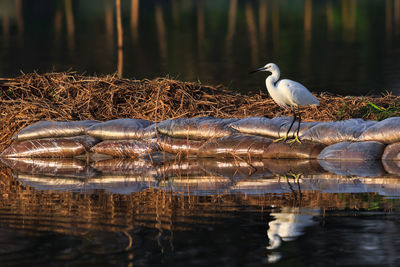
(273, 135, 288, 143)
(289, 173, 302, 181)
(286, 136, 302, 144)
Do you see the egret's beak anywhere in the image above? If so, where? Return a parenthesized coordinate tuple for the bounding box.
(249, 67, 267, 74)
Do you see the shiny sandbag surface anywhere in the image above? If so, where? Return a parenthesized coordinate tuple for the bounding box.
(90, 139, 159, 157)
(382, 142, 400, 161)
(0, 136, 99, 158)
(85, 118, 154, 140)
(301, 119, 376, 145)
(198, 134, 273, 158)
(229, 116, 317, 138)
(262, 141, 325, 159)
(317, 141, 385, 161)
(156, 117, 238, 140)
(12, 120, 100, 141)
(358, 117, 400, 144)
(157, 135, 205, 155)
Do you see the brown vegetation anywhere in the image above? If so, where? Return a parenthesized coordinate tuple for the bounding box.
(0, 72, 399, 151)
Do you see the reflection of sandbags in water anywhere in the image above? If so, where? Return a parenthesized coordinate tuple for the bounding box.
(85, 118, 154, 140)
(0, 136, 99, 158)
(90, 139, 159, 157)
(317, 141, 385, 160)
(229, 116, 317, 138)
(198, 134, 273, 158)
(153, 159, 207, 179)
(198, 158, 272, 180)
(14, 173, 156, 193)
(1, 157, 96, 178)
(157, 135, 205, 155)
(155, 160, 232, 194)
(263, 159, 324, 175)
(156, 117, 238, 140)
(358, 117, 400, 144)
(14, 173, 87, 191)
(303, 176, 400, 196)
(317, 159, 385, 177)
(158, 175, 232, 195)
(87, 175, 156, 194)
(91, 158, 154, 175)
(263, 141, 325, 159)
(301, 119, 376, 145)
(231, 176, 315, 194)
(12, 120, 100, 141)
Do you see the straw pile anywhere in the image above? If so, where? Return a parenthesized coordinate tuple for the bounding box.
(1, 72, 398, 151)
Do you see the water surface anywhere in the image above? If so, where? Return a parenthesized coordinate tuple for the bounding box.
(1, 157, 400, 265)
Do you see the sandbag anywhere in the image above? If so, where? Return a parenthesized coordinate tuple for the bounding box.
(358, 117, 400, 144)
(317, 141, 385, 161)
(0, 136, 99, 158)
(263, 141, 325, 159)
(382, 159, 400, 176)
(156, 117, 238, 140)
(301, 119, 376, 145)
(382, 142, 400, 161)
(318, 159, 385, 177)
(90, 139, 159, 158)
(12, 120, 100, 141)
(157, 135, 205, 155)
(85, 118, 155, 140)
(198, 134, 273, 158)
(229, 116, 317, 138)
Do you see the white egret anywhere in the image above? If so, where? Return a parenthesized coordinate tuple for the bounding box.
(250, 63, 319, 143)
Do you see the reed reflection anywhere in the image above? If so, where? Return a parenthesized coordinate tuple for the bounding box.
(64, 0, 75, 50)
(130, 0, 139, 43)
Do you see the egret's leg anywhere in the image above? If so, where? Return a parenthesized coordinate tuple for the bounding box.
(286, 106, 297, 138)
(274, 106, 297, 143)
(296, 106, 301, 138)
(287, 107, 302, 144)
(274, 107, 296, 142)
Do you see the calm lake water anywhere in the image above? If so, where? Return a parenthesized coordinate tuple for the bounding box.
(1, 157, 400, 265)
(1, 0, 400, 95)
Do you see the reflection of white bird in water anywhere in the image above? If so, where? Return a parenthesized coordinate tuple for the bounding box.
(266, 207, 318, 250)
(250, 63, 319, 143)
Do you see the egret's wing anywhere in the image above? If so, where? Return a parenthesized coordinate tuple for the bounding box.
(277, 79, 319, 106)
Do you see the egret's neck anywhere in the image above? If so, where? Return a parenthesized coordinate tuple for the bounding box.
(265, 70, 280, 92)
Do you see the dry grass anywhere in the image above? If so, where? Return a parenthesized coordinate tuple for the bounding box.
(1, 72, 399, 151)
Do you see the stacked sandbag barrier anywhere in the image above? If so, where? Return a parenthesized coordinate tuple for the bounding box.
(1, 119, 159, 159)
(4, 116, 400, 161)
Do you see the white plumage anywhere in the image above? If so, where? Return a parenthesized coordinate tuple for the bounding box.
(250, 63, 319, 143)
